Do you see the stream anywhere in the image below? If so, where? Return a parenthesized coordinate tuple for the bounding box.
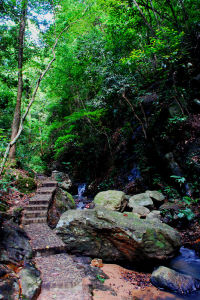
(169, 247, 200, 299)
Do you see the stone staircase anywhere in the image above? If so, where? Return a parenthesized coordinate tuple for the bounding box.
(23, 179, 91, 300)
(22, 180, 57, 225)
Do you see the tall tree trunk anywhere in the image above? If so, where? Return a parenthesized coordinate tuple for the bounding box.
(165, 0, 179, 30)
(9, 0, 28, 160)
(132, 0, 155, 35)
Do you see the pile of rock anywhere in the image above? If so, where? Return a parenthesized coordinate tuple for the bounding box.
(94, 189, 165, 220)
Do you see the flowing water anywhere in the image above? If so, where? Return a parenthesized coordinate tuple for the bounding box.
(169, 247, 200, 299)
(78, 183, 86, 199)
(128, 164, 141, 181)
(75, 183, 89, 209)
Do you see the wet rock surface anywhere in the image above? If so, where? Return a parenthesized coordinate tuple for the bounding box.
(56, 208, 181, 263)
(151, 266, 200, 295)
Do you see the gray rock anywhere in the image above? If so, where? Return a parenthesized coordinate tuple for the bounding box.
(48, 188, 76, 228)
(131, 205, 150, 217)
(151, 266, 200, 294)
(58, 179, 72, 191)
(145, 191, 165, 202)
(52, 171, 72, 190)
(128, 193, 154, 209)
(19, 264, 42, 300)
(146, 210, 161, 220)
(56, 208, 181, 263)
(94, 190, 126, 211)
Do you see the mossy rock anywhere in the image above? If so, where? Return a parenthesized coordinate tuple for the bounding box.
(16, 176, 37, 193)
(94, 190, 126, 211)
(56, 208, 181, 263)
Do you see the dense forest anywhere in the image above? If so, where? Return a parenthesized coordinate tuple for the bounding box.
(1, 0, 200, 299)
(0, 0, 200, 194)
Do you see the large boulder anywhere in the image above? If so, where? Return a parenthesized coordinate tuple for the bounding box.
(151, 266, 200, 295)
(94, 190, 126, 211)
(47, 188, 76, 228)
(56, 208, 181, 263)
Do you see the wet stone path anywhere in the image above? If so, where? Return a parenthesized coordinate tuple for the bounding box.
(23, 179, 91, 300)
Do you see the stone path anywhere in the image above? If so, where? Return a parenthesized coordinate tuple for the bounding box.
(23, 179, 91, 300)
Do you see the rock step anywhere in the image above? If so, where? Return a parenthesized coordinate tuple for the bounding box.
(24, 223, 66, 251)
(37, 187, 57, 194)
(29, 199, 50, 205)
(33, 245, 67, 258)
(24, 210, 47, 219)
(30, 194, 52, 201)
(25, 205, 49, 211)
(22, 217, 46, 225)
(41, 181, 57, 187)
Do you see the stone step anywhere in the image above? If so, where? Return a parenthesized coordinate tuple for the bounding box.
(25, 205, 49, 211)
(24, 210, 47, 219)
(29, 194, 52, 206)
(31, 194, 52, 201)
(37, 187, 57, 194)
(22, 217, 46, 225)
(33, 245, 67, 258)
(42, 181, 57, 188)
(29, 199, 50, 206)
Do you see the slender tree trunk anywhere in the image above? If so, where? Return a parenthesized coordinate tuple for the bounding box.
(132, 0, 155, 35)
(122, 90, 147, 140)
(9, 0, 28, 160)
(165, 0, 179, 30)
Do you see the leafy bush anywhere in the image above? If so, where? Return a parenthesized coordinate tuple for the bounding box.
(16, 176, 36, 193)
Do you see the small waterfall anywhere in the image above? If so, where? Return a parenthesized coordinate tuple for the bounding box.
(78, 183, 86, 199)
(128, 165, 141, 181)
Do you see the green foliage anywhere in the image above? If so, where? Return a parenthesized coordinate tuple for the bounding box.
(0, 169, 15, 192)
(16, 176, 36, 193)
(1, 0, 200, 193)
(168, 115, 188, 124)
(0, 129, 9, 158)
(96, 274, 105, 283)
(183, 196, 196, 205)
(163, 186, 179, 199)
(122, 27, 185, 76)
(170, 175, 186, 185)
(97, 177, 115, 191)
(177, 208, 195, 221)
